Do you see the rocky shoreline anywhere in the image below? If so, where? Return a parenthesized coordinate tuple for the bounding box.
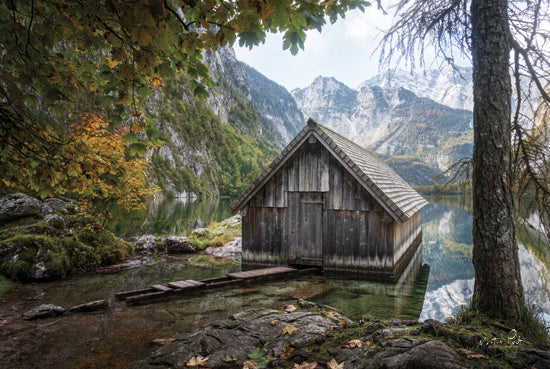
(131, 301, 550, 369)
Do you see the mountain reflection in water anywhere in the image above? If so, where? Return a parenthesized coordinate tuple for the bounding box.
(111, 195, 550, 322)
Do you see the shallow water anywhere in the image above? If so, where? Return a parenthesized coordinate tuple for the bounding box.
(1, 195, 549, 368)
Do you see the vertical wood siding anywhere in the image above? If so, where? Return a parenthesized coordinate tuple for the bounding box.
(241, 139, 423, 278)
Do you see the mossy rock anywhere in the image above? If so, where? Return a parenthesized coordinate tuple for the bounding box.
(0, 215, 131, 282)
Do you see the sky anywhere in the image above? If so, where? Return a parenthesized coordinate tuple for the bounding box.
(234, 6, 401, 91)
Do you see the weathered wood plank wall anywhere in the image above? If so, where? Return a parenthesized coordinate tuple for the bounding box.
(241, 139, 423, 278)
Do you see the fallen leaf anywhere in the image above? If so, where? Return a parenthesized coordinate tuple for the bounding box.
(284, 305, 297, 313)
(342, 339, 362, 348)
(243, 360, 257, 369)
(186, 355, 209, 367)
(327, 358, 345, 369)
(338, 320, 347, 325)
(152, 338, 176, 345)
(366, 341, 373, 346)
(282, 346, 294, 358)
(467, 354, 487, 360)
(293, 362, 317, 369)
(282, 324, 298, 336)
(325, 311, 339, 318)
(271, 319, 280, 326)
(456, 348, 474, 355)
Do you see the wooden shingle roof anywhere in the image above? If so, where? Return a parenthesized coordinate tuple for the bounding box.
(229, 118, 428, 223)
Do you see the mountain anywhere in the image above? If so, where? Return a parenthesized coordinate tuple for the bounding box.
(240, 62, 304, 144)
(363, 66, 473, 111)
(147, 46, 305, 198)
(291, 76, 473, 185)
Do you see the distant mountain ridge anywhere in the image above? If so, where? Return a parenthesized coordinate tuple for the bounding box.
(291, 70, 475, 186)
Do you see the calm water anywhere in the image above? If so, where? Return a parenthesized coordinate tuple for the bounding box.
(2, 195, 549, 368)
(110, 195, 550, 322)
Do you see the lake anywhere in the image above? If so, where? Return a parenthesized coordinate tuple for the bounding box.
(2, 195, 549, 369)
(113, 194, 550, 322)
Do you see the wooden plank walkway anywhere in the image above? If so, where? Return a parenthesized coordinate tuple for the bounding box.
(227, 267, 298, 279)
(115, 266, 319, 305)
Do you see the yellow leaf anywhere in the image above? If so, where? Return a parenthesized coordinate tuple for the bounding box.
(284, 305, 296, 313)
(293, 362, 317, 369)
(325, 311, 339, 318)
(327, 358, 345, 369)
(342, 339, 362, 349)
(186, 355, 209, 367)
(271, 320, 279, 326)
(281, 324, 298, 336)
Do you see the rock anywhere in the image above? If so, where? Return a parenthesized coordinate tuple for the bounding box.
(23, 304, 65, 320)
(44, 214, 65, 228)
(205, 237, 241, 261)
(191, 228, 209, 238)
(41, 198, 69, 215)
(68, 300, 107, 313)
(161, 236, 195, 253)
(129, 308, 346, 369)
(518, 348, 550, 369)
(133, 235, 158, 252)
(421, 318, 443, 336)
(362, 339, 467, 369)
(0, 193, 42, 222)
(34, 261, 47, 279)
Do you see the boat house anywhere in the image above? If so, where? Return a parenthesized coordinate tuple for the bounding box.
(229, 119, 428, 280)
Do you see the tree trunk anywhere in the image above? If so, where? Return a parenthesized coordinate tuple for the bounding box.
(470, 0, 525, 319)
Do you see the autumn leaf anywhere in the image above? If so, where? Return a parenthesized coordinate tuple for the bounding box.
(243, 360, 257, 369)
(456, 348, 474, 356)
(152, 338, 176, 345)
(282, 345, 294, 358)
(327, 358, 345, 369)
(467, 353, 487, 360)
(325, 311, 339, 318)
(293, 362, 317, 369)
(282, 324, 298, 336)
(366, 341, 373, 346)
(186, 355, 209, 367)
(271, 320, 279, 326)
(342, 339, 362, 348)
(284, 305, 297, 313)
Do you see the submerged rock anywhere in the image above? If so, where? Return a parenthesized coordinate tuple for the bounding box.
(68, 300, 107, 313)
(0, 193, 42, 222)
(23, 304, 65, 320)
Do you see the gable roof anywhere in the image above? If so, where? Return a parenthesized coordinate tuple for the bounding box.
(229, 118, 428, 223)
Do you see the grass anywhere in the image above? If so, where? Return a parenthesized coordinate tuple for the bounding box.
(0, 275, 20, 295)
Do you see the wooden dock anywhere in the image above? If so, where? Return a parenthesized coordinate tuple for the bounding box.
(115, 266, 319, 305)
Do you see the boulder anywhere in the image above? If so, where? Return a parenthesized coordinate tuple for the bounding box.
(132, 235, 158, 252)
(23, 304, 65, 320)
(41, 198, 69, 215)
(44, 214, 65, 229)
(205, 237, 241, 261)
(68, 300, 107, 313)
(161, 236, 195, 253)
(0, 193, 42, 222)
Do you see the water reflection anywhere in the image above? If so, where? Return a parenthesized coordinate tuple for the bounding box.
(112, 197, 233, 237)
(420, 195, 550, 322)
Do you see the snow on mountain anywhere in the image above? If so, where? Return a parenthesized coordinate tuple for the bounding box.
(362, 66, 474, 111)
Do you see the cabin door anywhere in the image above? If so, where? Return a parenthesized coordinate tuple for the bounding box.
(288, 192, 324, 266)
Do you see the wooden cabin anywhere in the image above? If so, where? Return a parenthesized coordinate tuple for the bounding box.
(229, 118, 428, 281)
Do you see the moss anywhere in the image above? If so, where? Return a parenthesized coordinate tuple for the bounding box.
(0, 275, 19, 295)
(0, 214, 131, 282)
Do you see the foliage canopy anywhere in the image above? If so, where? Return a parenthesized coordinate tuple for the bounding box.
(0, 0, 367, 203)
